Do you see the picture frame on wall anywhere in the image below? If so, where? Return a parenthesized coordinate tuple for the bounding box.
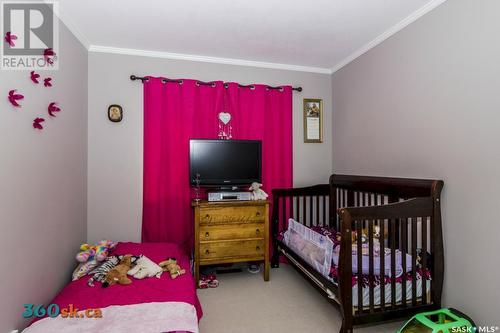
(108, 104, 123, 122)
(303, 98, 322, 143)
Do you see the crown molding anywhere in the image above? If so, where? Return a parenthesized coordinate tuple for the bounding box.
(50, 0, 447, 75)
(88, 45, 333, 74)
(330, 0, 448, 73)
(44, 0, 90, 49)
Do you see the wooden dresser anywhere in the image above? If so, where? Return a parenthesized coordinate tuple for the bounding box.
(192, 200, 269, 287)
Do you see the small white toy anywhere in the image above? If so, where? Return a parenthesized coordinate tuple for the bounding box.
(249, 182, 268, 201)
(127, 255, 163, 279)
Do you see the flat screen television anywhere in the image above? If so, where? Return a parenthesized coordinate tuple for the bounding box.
(189, 139, 262, 186)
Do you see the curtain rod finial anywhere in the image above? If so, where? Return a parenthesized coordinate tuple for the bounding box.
(130, 75, 137, 81)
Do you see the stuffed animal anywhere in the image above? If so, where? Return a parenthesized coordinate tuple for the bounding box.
(159, 258, 186, 279)
(87, 255, 140, 287)
(249, 182, 268, 201)
(95, 240, 117, 261)
(76, 243, 97, 263)
(127, 255, 163, 279)
(351, 225, 387, 244)
(72, 259, 98, 281)
(75, 240, 116, 263)
(102, 255, 134, 288)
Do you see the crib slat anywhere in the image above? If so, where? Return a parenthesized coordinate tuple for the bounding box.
(368, 220, 374, 312)
(302, 196, 306, 226)
(422, 216, 428, 304)
(379, 219, 386, 311)
(411, 217, 417, 305)
(315, 195, 319, 226)
(290, 196, 294, 220)
(357, 220, 363, 313)
(401, 217, 408, 307)
(309, 196, 313, 226)
(323, 195, 327, 227)
(390, 218, 397, 308)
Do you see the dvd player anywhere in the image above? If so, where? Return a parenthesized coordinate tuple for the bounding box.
(208, 191, 253, 202)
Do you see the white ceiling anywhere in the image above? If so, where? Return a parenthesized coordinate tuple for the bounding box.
(58, 0, 446, 73)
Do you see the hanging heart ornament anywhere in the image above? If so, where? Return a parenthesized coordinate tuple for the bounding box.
(218, 112, 231, 125)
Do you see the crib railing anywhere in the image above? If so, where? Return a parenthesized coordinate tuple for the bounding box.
(271, 174, 444, 332)
(271, 184, 331, 266)
(338, 197, 434, 315)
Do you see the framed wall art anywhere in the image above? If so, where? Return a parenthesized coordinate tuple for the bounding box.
(108, 104, 123, 122)
(303, 98, 322, 143)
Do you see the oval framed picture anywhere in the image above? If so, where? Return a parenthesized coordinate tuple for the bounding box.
(108, 104, 123, 122)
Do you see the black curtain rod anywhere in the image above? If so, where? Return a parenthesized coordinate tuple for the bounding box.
(130, 75, 302, 92)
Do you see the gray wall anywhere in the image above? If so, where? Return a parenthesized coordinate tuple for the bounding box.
(0, 22, 88, 331)
(87, 53, 332, 243)
(332, 0, 499, 326)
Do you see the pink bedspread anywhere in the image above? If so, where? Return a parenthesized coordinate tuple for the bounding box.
(37, 242, 202, 321)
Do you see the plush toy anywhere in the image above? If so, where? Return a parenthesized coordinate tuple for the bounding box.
(159, 258, 186, 279)
(72, 259, 98, 281)
(76, 240, 116, 263)
(102, 255, 134, 288)
(127, 255, 163, 279)
(76, 244, 97, 263)
(95, 240, 117, 261)
(249, 182, 268, 201)
(351, 225, 387, 244)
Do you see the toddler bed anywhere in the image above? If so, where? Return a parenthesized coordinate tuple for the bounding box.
(23, 242, 202, 333)
(271, 174, 444, 333)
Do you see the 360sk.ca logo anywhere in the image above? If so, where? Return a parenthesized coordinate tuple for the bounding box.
(23, 304, 102, 319)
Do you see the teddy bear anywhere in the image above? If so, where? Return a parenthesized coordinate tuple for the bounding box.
(159, 258, 186, 279)
(249, 182, 268, 201)
(102, 255, 134, 288)
(127, 255, 163, 279)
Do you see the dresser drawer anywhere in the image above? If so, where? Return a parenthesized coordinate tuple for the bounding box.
(199, 223, 264, 241)
(199, 206, 266, 225)
(200, 239, 265, 260)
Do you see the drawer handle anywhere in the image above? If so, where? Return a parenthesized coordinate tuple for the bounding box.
(205, 232, 209, 238)
(205, 249, 210, 255)
(256, 246, 261, 251)
(256, 229, 260, 234)
(205, 214, 210, 219)
(256, 211, 261, 216)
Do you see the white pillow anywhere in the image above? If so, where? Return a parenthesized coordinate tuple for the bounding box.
(127, 255, 163, 279)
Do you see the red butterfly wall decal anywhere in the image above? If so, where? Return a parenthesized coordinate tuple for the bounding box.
(44, 77, 52, 87)
(4, 32, 17, 47)
(48, 102, 61, 117)
(8, 90, 24, 107)
(44, 48, 56, 64)
(30, 71, 40, 84)
(33, 117, 45, 130)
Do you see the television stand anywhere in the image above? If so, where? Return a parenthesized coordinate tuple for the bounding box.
(192, 199, 270, 287)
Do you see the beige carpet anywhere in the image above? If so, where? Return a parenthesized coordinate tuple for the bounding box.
(198, 264, 403, 333)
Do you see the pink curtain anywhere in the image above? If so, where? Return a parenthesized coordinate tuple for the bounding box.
(142, 78, 292, 250)
(225, 83, 293, 195)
